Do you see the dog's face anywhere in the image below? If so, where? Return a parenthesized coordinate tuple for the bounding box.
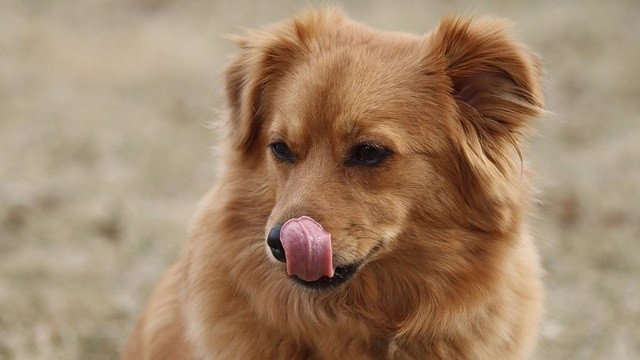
(262, 44, 456, 289)
(224, 10, 543, 291)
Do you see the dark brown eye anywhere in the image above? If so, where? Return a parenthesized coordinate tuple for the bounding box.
(270, 142, 295, 163)
(347, 144, 390, 166)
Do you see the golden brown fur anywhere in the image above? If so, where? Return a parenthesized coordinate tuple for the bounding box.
(122, 8, 544, 359)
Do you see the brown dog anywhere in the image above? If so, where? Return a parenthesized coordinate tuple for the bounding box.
(121, 8, 544, 359)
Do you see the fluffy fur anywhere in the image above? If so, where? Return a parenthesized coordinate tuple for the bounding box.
(122, 8, 544, 359)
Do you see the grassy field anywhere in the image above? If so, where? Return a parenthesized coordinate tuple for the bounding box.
(1, 0, 638, 359)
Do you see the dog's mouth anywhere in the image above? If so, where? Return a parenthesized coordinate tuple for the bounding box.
(290, 262, 360, 290)
(270, 216, 382, 291)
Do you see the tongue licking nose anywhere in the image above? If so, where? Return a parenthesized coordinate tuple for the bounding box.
(279, 216, 334, 282)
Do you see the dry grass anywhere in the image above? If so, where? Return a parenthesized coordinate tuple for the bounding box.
(1, 1, 638, 359)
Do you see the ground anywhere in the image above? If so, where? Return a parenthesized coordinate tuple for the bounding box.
(1, 1, 639, 359)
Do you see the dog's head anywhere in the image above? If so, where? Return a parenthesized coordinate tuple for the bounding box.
(223, 9, 543, 291)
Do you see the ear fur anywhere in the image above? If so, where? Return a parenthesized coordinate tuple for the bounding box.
(427, 16, 545, 232)
(429, 15, 544, 162)
(223, 8, 346, 153)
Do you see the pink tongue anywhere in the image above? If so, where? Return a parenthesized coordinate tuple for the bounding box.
(280, 216, 333, 282)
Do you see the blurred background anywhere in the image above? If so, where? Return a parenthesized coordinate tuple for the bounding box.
(1, 0, 638, 359)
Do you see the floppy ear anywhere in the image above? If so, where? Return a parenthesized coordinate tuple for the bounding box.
(223, 35, 295, 154)
(427, 16, 544, 232)
(224, 8, 346, 153)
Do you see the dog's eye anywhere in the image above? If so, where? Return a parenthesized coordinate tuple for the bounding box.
(348, 144, 390, 166)
(270, 142, 295, 163)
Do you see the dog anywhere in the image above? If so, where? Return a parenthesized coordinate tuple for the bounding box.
(121, 7, 544, 359)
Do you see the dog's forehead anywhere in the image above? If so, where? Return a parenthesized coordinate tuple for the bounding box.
(269, 45, 448, 153)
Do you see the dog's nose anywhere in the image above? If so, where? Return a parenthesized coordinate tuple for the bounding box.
(267, 223, 286, 262)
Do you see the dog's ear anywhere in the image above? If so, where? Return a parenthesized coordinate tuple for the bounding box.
(224, 8, 345, 154)
(428, 15, 544, 157)
(427, 16, 544, 232)
(223, 34, 296, 154)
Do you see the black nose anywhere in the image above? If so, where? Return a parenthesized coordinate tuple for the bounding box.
(267, 223, 286, 262)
